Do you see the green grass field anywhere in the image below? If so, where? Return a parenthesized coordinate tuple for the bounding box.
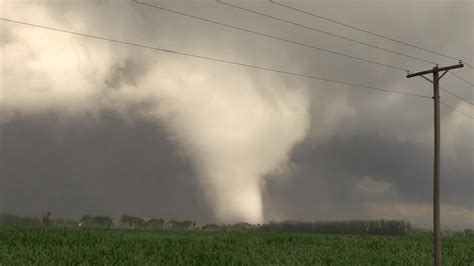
(0, 228, 473, 265)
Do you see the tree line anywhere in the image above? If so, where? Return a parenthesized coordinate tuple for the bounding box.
(0, 213, 199, 230)
(259, 220, 412, 235)
(1, 213, 473, 236)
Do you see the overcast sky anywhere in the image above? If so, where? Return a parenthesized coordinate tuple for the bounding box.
(0, 0, 473, 229)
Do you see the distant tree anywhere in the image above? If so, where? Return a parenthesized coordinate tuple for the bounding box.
(120, 215, 146, 229)
(120, 215, 132, 228)
(53, 218, 78, 228)
(169, 220, 195, 230)
(134, 217, 146, 229)
(147, 218, 165, 229)
(260, 220, 411, 235)
(41, 212, 52, 227)
(79, 215, 93, 227)
(202, 223, 220, 230)
(92, 216, 113, 229)
(230, 222, 255, 231)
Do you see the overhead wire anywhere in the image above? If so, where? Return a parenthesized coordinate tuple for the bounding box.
(269, 0, 472, 68)
(464, 62, 474, 70)
(440, 101, 473, 120)
(214, 0, 437, 65)
(440, 87, 473, 105)
(213, 0, 473, 105)
(134, 0, 474, 107)
(266, 0, 474, 86)
(0, 17, 431, 99)
(132, 0, 408, 72)
(1, 18, 472, 120)
(449, 72, 474, 87)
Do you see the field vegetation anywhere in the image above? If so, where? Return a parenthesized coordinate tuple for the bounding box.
(1, 227, 473, 265)
(1, 213, 473, 265)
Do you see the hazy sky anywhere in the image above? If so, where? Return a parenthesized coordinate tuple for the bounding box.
(0, 0, 473, 229)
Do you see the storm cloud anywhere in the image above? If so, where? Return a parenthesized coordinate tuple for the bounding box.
(0, 0, 472, 228)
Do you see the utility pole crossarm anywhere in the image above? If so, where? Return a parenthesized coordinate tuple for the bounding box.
(407, 63, 463, 78)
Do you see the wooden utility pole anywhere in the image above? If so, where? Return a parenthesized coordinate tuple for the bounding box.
(406, 62, 463, 266)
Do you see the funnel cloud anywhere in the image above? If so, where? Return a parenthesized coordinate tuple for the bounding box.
(140, 66, 309, 223)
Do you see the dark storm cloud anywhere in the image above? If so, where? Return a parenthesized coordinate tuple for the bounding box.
(265, 133, 473, 227)
(1, 114, 471, 225)
(1, 0, 472, 227)
(0, 112, 211, 222)
(285, 134, 471, 205)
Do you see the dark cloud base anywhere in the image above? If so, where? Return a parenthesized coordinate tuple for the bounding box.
(0, 112, 211, 222)
(267, 133, 473, 221)
(1, 113, 471, 225)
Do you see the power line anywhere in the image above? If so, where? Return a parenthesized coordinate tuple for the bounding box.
(464, 62, 474, 70)
(0, 17, 431, 100)
(215, 0, 438, 66)
(212, 1, 474, 105)
(441, 101, 473, 120)
(218, 0, 473, 89)
(133, 0, 408, 72)
(2, 18, 472, 120)
(448, 72, 473, 88)
(4, 9, 471, 109)
(269, 0, 473, 69)
(441, 87, 473, 105)
(132, 2, 473, 106)
(449, 72, 474, 87)
(269, 0, 474, 86)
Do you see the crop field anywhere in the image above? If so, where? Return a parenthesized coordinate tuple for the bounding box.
(0, 228, 473, 265)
